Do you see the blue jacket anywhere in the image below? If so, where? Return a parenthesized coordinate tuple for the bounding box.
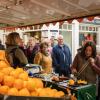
(52, 44, 72, 76)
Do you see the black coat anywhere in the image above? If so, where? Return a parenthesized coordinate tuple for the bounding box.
(0, 44, 5, 50)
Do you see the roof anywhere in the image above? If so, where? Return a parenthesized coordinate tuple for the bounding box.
(0, 0, 100, 27)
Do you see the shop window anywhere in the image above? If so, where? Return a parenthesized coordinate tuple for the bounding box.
(79, 26, 82, 30)
(68, 24, 72, 30)
(96, 27, 98, 31)
(82, 26, 85, 31)
(86, 26, 88, 31)
(92, 27, 95, 31)
(62, 24, 67, 29)
(89, 27, 92, 31)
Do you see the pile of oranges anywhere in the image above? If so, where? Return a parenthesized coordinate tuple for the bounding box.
(0, 50, 65, 97)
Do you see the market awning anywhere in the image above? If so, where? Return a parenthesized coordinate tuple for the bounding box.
(0, 0, 100, 27)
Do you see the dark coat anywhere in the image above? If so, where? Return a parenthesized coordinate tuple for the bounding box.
(26, 44, 39, 64)
(0, 44, 5, 50)
(52, 44, 72, 76)
(6, 45, 28, 68)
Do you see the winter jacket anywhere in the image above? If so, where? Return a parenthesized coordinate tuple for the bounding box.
(34, 52, 52, 74)
(6, 45, 28, 68)
(52, 44, 72, 76)
(26, 45, 39, 64)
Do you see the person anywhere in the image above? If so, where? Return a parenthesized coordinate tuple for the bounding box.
(52, 35, 72, 77)
(50, 36, 55, 47)
(0, 39, 5, 50)
(85, 33, 93, 41)
(5, 32, 28, 68)
(42, 38, 53, 55)
(71, 41, 100, 99)
(26, 37, 39, 64)
(34, 42, 52, 74)
(47, 39, 53, 54)
(77, 40, 89, 53)
(18, 39, 26, 55)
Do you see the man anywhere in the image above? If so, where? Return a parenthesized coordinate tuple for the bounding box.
(52, 35, 72, 77)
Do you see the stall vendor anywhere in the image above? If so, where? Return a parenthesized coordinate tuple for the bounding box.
(71, 41, 100, 99)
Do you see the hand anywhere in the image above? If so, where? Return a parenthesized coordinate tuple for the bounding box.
(89, 57, 95, 65)
(71, 68, 77, 74)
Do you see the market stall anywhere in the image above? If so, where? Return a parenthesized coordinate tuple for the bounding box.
(0, 50, 96, 100)
(0, 50, 70, 100)
(0, 0, 100, 100)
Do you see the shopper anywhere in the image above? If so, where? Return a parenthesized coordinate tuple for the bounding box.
(34, 42, 52, 74)
(50, 36, 55, 47)
(26, 37, 39, 64)
(42, 38, 53, 55)
(86, 33, 93, 41)
(52, 35, 72, 77)
(5, 32, 28, 68)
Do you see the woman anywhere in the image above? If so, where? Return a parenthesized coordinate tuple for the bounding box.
(34, 42, 52, 74)
(26, 37, 39, 64)
(71, 41, 100, 99)
(6, 32, 28, 68)
(71, 41, 100, 83)
(42, 39, 52, 54)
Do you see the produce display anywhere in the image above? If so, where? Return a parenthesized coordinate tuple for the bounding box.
(0, 66, 65, 97)
(0, 50, 65, 98)
(0, 50, 89, 100)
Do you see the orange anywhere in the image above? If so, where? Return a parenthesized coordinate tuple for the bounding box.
(19, 72, 28, 81)
(0, 85, 9, 95)
(69, 79, 75, 85)
(1, 67, 14, 75)
(3, 75, 15, 87)
(19, 88, 30, 96)
(32, 78, 43, 88)
(13, 79, 23, 90)
(31, 90, 38, 96)
(26, 79, 35, 91)
(7, 88, 19, 96)
(0, 60, 9, 69)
